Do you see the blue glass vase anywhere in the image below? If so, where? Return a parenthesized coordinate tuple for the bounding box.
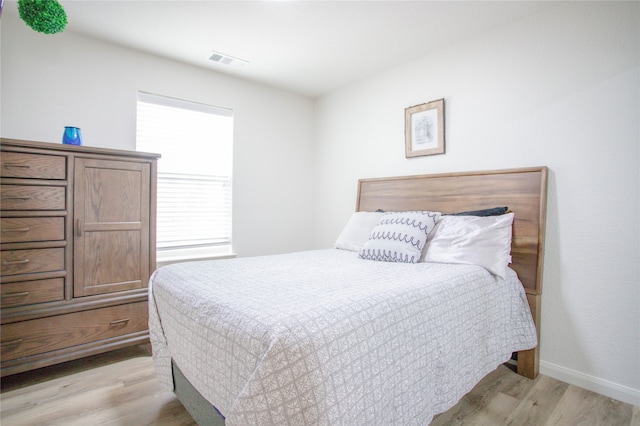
(62, 126, 82, 146)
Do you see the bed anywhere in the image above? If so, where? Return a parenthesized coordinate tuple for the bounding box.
(149, 166, 548, 426)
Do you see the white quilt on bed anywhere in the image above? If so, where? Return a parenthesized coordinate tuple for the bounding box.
(149, 249, 537, 426)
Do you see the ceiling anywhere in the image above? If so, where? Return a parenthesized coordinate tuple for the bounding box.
(3, 1, 551, 98)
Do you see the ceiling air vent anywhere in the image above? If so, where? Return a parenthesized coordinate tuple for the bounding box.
(208, 51, 248, 68)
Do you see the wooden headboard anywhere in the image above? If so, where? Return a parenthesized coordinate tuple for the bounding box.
(356, 166, 548, 379)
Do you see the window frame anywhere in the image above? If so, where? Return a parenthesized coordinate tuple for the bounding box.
(136, 91, 234, 264)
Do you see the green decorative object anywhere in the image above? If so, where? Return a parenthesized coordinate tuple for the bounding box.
(18, 0, 67, 34)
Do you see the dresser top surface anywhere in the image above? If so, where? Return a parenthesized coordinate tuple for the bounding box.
(1, 138, 160, 160)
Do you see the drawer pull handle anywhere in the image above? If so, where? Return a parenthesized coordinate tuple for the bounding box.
(3, 164, 30, 169)
(2, 196, 32, 201)
(2, 259, 30, 266)
(1, 338, 24, 347)
(1, 291, 30, 298)
(110, 318, 130, 325)
(1, 227, 31, 233)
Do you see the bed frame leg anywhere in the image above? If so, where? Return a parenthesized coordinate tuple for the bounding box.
(518, 293, 541, 379)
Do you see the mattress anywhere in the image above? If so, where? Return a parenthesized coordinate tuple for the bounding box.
(149, 249, 537, 425)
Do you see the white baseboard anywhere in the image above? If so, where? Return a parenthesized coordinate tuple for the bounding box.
(540, 360, 640, 407)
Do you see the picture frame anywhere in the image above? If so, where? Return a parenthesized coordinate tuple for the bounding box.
(405, 98, 445, 158)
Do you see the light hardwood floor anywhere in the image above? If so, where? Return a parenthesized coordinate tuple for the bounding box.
(1, 345, 638, 425)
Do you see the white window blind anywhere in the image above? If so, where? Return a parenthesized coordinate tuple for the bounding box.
(136, 92, 233, 261)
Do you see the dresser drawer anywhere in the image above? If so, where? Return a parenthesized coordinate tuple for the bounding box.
(1, 248, 64, 276)
(0, 152, 66, 179)
(0, 217, 65, 243)
(0, 185, 66, 210)
(1, 278, 64, 308)
(1, 301, 148, 361)
(0, 185, 66, 211)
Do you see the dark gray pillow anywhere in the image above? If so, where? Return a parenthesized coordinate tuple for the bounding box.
(449, 206, 508, 217)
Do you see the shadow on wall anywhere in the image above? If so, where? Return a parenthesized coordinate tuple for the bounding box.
(539, 168, 591, 375)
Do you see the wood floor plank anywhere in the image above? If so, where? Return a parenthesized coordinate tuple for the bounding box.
(504, 374, 569, 425)
(2, 356, 151, 421)
(467, 391, 521, 425)
(1, 346, 636, 425)
(631, 406, 640, 426)
(546, 385, 635, 426)
(75, 384, 195, 426)
(430, 364, 535, 425)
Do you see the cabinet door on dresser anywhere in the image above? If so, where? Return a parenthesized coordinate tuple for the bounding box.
(73, 158, 151, 297)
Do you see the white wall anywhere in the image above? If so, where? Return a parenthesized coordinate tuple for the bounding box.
(313, 2, 639, 405)
(0, 12, 315, 258)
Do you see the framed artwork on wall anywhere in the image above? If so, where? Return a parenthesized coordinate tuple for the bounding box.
(405, 98, 445, 158)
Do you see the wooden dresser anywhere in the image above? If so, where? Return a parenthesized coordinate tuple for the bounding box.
(0, 138, 159, 376)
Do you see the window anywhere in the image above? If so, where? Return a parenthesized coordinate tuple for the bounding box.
(136, 92, 233, 262)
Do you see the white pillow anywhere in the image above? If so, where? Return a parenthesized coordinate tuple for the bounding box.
(423, 213, 514, 278)
(334, 211, 385, 252)
(358, 211, 440, 263)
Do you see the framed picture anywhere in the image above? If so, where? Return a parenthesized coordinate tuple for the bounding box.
(405, 99, 445, 158)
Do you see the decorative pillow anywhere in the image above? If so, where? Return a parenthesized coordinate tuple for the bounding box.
(448, 206, 509, 217)
(334, 211, 385, 252)
(423, 213, 514, 278)
(358, 211, 440, 263)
